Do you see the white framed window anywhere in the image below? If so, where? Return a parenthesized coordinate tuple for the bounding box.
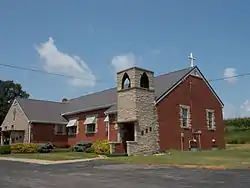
(54, 124, 66, 135)
(84, 115, 98, 134)
(66, 119, 78, 135)
(206, 109, 216, 130)
(179, 105, 191, 129)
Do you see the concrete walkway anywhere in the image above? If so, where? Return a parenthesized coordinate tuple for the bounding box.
(0, 156, 103, 165)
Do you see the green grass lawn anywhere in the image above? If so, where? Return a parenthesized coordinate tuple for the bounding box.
(106, 144, 250, 169)
(7, 151, 98, 161)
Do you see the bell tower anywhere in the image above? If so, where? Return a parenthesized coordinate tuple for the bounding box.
(116, 67, 160, 155)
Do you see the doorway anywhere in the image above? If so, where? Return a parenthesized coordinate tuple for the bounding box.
(121, 123, 135, 153)
(2, 131, 11, 145)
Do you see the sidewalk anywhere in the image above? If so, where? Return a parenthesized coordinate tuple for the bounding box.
(0, 156, 103, 165)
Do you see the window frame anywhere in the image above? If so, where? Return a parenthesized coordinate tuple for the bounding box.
(206, 109, 216, 130)
(67, 118, 79, 135)
(179, 104, 191, 129)
(54, 124, 67, 135)
(84, 114, 98, 134)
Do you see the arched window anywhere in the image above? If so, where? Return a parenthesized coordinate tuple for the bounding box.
(140, 72, 149, 88)
(121, 73, 131, 89)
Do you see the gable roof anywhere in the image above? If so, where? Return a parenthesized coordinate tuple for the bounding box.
(16, 98, 68, 124)
(14, 66, 223, 124)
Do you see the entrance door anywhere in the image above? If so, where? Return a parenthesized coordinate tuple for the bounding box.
(121, 123, 134, 153)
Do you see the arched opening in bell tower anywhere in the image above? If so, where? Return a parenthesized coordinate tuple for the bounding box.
(140, 72, 149, 88)
(121, 73, 131, 89)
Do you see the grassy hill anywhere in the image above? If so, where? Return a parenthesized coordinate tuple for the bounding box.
(224, 118, 250, 144)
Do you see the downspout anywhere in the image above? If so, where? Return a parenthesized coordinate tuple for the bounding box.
(28, 121, 31, 143)
(107, 119, 110, 141)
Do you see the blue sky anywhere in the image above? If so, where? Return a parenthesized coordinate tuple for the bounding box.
(0, 0, 250, 118)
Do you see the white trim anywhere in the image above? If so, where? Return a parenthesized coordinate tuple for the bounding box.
(61, 103, 116, 116)
(29, 120, 67, 125)
(179, 104, 191, 129)
(104, 115, 109, 122)
(206, 109, 216, 130)
(155, 66, 224, 107)
(28, 122, 31, 143)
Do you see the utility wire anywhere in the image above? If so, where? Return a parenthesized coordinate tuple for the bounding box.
(0, 63, 104, 82)
(0, 62, 247, 83)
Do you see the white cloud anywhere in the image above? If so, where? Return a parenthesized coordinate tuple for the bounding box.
(223, 100, 250, 119)
(240, 100, 250, 117)
(111, 53, 136, 73)
(223, 102, 239, 119)
(223, 68, 237, 83)
(35, 37, 96, 87)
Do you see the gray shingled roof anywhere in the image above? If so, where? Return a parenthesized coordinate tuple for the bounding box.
(16, 67, 194, 123)
(17, 98, 69, 123)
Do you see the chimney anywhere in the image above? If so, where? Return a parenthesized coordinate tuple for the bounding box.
(61, 98, 68, 103)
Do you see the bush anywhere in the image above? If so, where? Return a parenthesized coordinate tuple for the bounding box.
(11, 143, 39, 153)
(73, 141, 92, 152)
(85, 147, 95, 153)
(0, 145, 11, 155)
(37, 143, 54, 153)
(91, 140, 110, 155)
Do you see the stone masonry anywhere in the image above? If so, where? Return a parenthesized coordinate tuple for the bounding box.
(116, 67, 160, 155)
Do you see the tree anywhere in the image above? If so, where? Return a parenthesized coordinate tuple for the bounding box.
(0, 80, 29, 124)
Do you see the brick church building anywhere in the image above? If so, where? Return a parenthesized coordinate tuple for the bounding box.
(1, 63, 225, 155)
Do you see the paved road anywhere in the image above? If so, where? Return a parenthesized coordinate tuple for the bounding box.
(0, 160, 249, 188)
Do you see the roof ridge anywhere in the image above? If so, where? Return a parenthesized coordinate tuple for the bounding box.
(155, 66, 194, 78)
(68, 87, 116, 101)
(16, 97, 64, 104)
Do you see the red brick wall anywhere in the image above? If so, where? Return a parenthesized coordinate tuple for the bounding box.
(109, 114, 118, 141)
(157, 75, 225, 151)
(66, 109, 109, 146)
(31, 123, 68, 147)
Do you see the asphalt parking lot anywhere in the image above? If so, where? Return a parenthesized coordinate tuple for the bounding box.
(0, 160, 249, 188)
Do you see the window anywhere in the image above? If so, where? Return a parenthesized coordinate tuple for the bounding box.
(54, 124, 66, 135)
(84, 115, 97, 134)
(66, 119, 78, 135)
(141, 130, 144, 135)
(145, 128, 148, 133)
(68, 126, 77, 135)
(149, 127, 152, 132)
(206, 109, 215, 130)
(180, 105, 190, 128)
(86, 123, 96, 133)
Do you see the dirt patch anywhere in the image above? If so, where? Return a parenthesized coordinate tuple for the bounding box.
(171, 164, 229, 170)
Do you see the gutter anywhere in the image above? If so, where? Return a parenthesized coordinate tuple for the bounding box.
(29, 120, 68, 125)
(61, 103, 116, 116)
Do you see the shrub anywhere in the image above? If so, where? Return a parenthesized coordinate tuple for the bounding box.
(11, 143, 39, 153)
(91, 140, 110, 155)
(85, 147, 95, 153)
(73, 141, 92, 152)
(0, 145, 11, 155)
